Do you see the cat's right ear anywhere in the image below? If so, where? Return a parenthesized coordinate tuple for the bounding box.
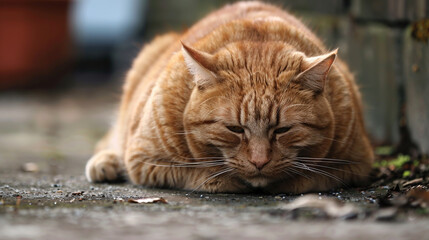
(295, 49, 337, 94)
(181, 42, 217, 88)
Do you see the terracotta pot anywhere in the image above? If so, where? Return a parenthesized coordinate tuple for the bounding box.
(0, 0, 71, 89)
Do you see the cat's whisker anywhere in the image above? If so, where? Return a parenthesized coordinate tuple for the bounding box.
(191, 168, 234, 193)
(135, 157, 228, 168)
(142, 161, 226, 168)
(175, 156, 229, 160)
(156, 158, 226, 165)
(291, 162, 347, 186)
(285, 167, 311, 179)
(168, 161, 226, 166)
(294, 159, 356, 165)
(173, 154, 237, 163)
(296, 162, 369, 177)
(296, 162, 347, 171)
(295, 156, 358, 164)
(172, 160, 227, 164)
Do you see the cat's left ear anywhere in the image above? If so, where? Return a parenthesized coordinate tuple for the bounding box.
(296, 49, 338, 94)
(181, 42, 217, 88)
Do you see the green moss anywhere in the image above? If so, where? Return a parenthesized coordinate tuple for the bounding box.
(373, 154, 411, 168)
(391, 155, 411, 168)
(402, 170, 411, 178)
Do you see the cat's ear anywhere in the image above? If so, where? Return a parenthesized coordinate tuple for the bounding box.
(296, 49, 338, 93)
(181, 42, 217, 88)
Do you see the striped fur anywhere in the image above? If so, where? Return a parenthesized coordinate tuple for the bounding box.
(85, 1, 374, 194)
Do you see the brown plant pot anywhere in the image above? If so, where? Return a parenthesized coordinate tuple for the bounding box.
(0, 0, 71, 90)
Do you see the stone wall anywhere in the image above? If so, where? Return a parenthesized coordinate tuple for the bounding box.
(144, 0, 429, 153)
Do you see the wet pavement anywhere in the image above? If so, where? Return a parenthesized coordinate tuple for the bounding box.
(1, 87, 428, 240)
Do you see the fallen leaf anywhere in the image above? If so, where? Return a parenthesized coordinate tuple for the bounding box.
(407, 186, 429, 208)
(281, 195, 358, 218)
(128, 197, 168, 204)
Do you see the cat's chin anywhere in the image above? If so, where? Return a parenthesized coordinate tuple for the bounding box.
(244, 177, 270, 188)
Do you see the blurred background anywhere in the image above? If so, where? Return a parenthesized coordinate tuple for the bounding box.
(0, 0, 427, 176)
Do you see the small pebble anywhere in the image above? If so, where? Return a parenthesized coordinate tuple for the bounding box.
(21, 162, 39, 173)
(72, 191, 84, 196)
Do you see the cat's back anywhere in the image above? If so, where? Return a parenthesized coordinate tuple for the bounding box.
(182, 2, 325, 52)
(139, 1, 326, 82)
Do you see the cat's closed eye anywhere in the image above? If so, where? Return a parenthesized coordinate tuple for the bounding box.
(273, 126, 292, 135)
(226, 126, 245, 134)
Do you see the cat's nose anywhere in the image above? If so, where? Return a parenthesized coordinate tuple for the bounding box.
(249, 156, 270, 170)
(248, 138, 271, 170)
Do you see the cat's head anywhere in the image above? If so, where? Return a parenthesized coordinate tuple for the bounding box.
(182, 41, 337, 188)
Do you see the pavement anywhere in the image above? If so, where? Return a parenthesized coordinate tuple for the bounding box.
(1, 86, 428, 240)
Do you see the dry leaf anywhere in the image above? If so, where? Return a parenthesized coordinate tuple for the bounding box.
(407, 186, 429, 208)
(128, 197, 168, 204)
(281, 195, 358, 218)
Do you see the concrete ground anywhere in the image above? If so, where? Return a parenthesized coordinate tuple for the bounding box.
(1, 86, 428, 240)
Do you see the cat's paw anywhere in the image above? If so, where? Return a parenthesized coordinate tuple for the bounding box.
(85, 150, 126, 183)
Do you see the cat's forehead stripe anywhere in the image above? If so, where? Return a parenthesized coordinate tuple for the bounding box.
(239, 90, 277, 128)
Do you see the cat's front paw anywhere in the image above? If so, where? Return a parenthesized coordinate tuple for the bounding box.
(85, 150, 125, 183)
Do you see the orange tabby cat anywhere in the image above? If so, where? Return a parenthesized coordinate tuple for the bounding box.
(85, 1, 374, 193)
